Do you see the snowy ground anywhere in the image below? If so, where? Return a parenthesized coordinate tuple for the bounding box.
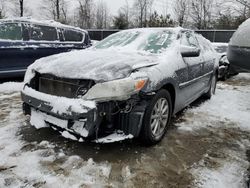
(0, 74, 249, 188)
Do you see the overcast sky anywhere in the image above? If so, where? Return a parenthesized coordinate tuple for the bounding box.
(103, 0, 171, 15)
(4, 0, 172, 19)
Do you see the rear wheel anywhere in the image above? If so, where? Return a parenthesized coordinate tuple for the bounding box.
(204, 73, 217, 99)
(140, 90, 172, 145)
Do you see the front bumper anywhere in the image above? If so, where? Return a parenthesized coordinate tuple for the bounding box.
(22, 86, 99, 139)
(21, 86, 147, 140)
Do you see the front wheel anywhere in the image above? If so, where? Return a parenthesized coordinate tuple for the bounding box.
(221, 65, 230, 81)
(204, 73, 217, 99)
(140, 90, 172, 145)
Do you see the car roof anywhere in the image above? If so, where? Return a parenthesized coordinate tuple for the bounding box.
(121, 27, 192, 34)
(0, 17, 88, 34)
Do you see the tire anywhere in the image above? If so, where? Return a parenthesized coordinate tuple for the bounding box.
(140, 89, 173, 145)
(204, 73, 217, 99)
(221, 65, 229, 81)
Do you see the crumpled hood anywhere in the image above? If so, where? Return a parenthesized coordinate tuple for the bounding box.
(29, 49, 158, 82)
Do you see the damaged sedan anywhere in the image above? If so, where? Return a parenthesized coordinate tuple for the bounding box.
(21, 28, 219, 144)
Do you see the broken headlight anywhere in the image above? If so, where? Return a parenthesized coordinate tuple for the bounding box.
(82, 77, 148, 102)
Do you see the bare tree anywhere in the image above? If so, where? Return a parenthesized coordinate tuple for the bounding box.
(234, 0, 250, 19)
(77, 0, 94, 28)
(95, 0, 110, 29)
(44, 0, 68, 23)
(0, 0, 5, 18)
(119, 0, 130, 27)
(134, 0, 154, 27)
(236, 0, 250, 8)
(10, 0, 25, 17)
(174, 0, 190, 27)
(19, 0, 23, 17)
(190, 0, 214, 29)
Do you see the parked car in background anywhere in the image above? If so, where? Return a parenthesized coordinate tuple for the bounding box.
(0, 18, 92, 78)
(228, 18, 250, 73)
(22, 28, 219, 145)
(212, 43, 230, 80)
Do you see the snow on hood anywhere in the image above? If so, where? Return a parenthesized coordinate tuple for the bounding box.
(26, 49, 158, 83)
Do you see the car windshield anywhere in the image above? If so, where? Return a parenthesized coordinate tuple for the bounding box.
(94, 30, 176, 54)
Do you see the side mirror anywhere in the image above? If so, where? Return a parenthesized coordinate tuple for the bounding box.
(180, 45, 201, 57)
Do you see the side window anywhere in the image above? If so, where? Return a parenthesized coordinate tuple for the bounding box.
(0, 23, 22, 40)
(181, 33, 190, 46)
(181, 32, 199, 48)
(22, 23, 30, 41)
(63, 29, 84, 42)
(30, 25, 58, 41)
(187, 33, 199, 47)
(196, 35, 213, 52)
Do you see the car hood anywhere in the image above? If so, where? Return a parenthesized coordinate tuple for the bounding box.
(30, 49, 158, 82)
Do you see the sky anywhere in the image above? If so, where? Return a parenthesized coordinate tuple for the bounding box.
(4, 0, 171, 17)
(103, 0, 129, 14)
(103, 0, 171, 15)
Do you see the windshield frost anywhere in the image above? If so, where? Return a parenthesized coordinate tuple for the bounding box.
(94, 30, 175, 54)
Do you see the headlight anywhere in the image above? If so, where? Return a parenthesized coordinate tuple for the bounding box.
(82, 77, 148, 102)
(24, 67, 35, 84)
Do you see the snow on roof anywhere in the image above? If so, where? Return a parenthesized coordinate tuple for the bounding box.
(229, 18, 250, 47)
(0, 17, 87, 33)
(212, 42, 228, 47)
(123, 27, 185, 34)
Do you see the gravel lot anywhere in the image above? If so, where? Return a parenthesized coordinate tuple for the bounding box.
(0, 74, 250, 188)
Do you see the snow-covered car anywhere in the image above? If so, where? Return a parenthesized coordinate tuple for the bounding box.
(0, 18, 92, 78)
(91, 40, 99, 45)
(228, 18, 250, 73)
(21, 28, 219, 144)
(212, 43, 230, 80)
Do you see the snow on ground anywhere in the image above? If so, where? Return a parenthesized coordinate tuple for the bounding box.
(94, 131, 134, 143)
(0, 73, 249, 187)
(0, 82, 23, 93)
(0, 85, 111, 187)
(177, 73, 250, 188)
(192, 155, 249, 188)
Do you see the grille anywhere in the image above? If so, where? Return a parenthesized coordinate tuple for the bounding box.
(31, 73, 94, 98)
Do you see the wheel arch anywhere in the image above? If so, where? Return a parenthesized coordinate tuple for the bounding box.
(161, 83, 176, 113)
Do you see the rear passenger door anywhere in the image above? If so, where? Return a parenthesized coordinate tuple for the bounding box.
(15, 23, 62, 69)
(181, 32, 205, 102)
(28, 23, 67, 56)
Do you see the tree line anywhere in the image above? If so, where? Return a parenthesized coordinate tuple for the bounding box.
(0, 0, 250, 30)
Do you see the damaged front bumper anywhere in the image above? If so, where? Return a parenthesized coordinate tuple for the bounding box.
(21, 86, 148, 142)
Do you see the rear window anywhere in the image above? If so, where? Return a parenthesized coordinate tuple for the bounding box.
(63, 29, 84, 42)
(30, 24, 58, 41)
(0, 23, 22, 40)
